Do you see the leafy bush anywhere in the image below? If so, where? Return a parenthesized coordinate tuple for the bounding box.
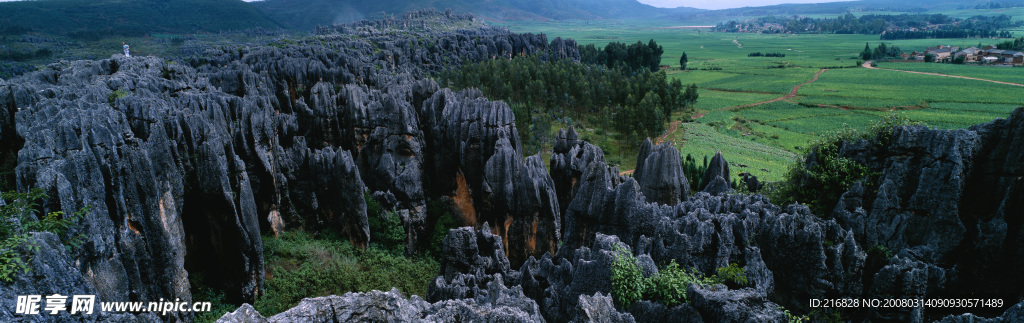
(780, 305, 810, 322)
(364, 191, 405, 254)
(369, 209, 404, 254)
(714, 263, 749, 286)
(610, 244, 647, 308)
(645, 260, 696, 307)
(254, 230, 438, 316)
(611, 243, 745, 308)
(0, 188, 88, 281)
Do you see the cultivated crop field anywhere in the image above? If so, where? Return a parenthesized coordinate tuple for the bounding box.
(876, 61, 1024, 84)
(797, 68, 1024, 108)
(506, 16, 1024, 182)
(667, 122, 798, 182)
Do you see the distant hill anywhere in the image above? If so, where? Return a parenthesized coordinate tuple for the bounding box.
(668, 0, 1002, 22)
(253, 0, 696, 31)
(0, 0, 282, 38)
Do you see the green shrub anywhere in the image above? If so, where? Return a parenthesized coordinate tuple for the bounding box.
(610, 244, 646, 308)
(779, 305, 810, 323)
(645, 260, 693, 307)
(610, 243, 741, 308)
(364, 191, 405, 254)
(369, 209, 404, 254)
(714, 263, 749, 286)
(0, 188, 88, 281)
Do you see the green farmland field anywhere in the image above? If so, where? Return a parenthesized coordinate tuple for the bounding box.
(505, 18, 1024, 183)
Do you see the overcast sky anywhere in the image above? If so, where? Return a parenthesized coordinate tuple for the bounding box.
(637, 0, 852, 10)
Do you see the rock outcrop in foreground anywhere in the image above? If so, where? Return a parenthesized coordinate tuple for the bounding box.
(0, 10, 1021, 323)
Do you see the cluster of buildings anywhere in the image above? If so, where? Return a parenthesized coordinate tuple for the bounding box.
(903, 45, 1023, 66)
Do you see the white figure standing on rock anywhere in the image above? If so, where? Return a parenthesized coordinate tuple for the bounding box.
(123, 42, 130, 57)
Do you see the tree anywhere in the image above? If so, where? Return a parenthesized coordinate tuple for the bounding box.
(860, 42, 873, 61)
(924, 53, 935, 62)
(637, 91, 664, 138)
(680, 52, 688, 70)
(646, 39, 664, 71)
(682, 83, 699, 109)
(872, 42, 888, 60)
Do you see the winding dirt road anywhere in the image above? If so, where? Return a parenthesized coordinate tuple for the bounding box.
(862, 60, 1024, 87)
(692, 68, 828, 119)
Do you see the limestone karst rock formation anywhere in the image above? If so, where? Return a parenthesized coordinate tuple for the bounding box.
(0, 10, 1021, 323)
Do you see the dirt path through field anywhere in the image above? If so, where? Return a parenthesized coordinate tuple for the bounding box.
(692, 68, 827, 120)
(862, 60, 1024, 87)
(655, 120, 681, 145)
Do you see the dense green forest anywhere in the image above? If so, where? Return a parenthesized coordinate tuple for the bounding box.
(438, 55, 696, 152)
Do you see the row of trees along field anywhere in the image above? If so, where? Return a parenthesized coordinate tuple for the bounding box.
(714, 13, 1020, 40)
(860, 43, 903, 61)
(438, 54, 697, 152)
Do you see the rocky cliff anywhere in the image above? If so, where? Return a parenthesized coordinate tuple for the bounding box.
(0, 11, 573, 320)
(0, 10, 1022, 323)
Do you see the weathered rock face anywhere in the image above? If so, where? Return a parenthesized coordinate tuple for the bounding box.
(575, 292, 636, 323)
(827, 108, 1024, 320)
(0, 10, 580, 312)
(217, 287, 544, 323)
(5, 9, 1023, 323)
(687, 284, 786, 322)
(419, 88, 561, 265)
(633, 139, 690, 206)
(700, 150, 731, 195)
(5, 56, 264, 309)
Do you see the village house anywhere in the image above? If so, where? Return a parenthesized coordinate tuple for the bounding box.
(926, 45, 959, 61)
(955, 47, 982, 62)
(980, 48, 1024, 66)
(922, 44, 1023, 66)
